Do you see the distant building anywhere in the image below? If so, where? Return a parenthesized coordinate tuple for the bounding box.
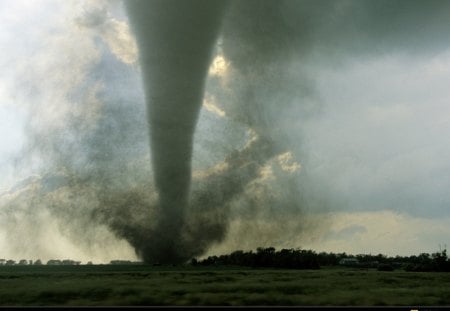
(47, 259, 62, 265)
(339, 258, 359, 266)
(110, 260, 143, 265)
(47, 259, 80, 265)
(62, 259, 80, 265)
(5, 260, 15, 266)
(0, 259, 5, 265)
(18, 259, 28, 265)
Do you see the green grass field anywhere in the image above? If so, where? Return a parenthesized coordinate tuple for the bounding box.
(0, 265, 449, 306)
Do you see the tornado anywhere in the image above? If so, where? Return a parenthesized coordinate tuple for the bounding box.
(125, 0, 228, 263)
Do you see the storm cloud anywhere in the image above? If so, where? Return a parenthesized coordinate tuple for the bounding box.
(1, 0, 450, 262)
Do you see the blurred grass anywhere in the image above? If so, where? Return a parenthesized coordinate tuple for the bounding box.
(0, 265, 449, 306)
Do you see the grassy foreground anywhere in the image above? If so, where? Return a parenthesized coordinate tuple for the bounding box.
(0, 265, 449, 306)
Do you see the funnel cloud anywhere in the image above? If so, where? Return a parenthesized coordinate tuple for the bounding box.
(125, 0, 229, 263)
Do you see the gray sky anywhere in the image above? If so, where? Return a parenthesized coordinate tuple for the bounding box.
(1, 0, 450, 261)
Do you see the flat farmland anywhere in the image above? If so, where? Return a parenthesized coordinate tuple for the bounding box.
(0, 265, 449, 306)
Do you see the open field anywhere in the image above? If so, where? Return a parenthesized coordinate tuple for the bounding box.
(0, 265, 449, 306)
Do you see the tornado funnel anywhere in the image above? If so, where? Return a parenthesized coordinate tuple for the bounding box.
(126, 0, 228, 263)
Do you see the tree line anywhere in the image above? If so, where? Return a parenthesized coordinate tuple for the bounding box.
(1, 247, 449, 271)
(0, 259, 81, 266)
(0, 259, 140, 266)
(192, 247, 450, 272)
